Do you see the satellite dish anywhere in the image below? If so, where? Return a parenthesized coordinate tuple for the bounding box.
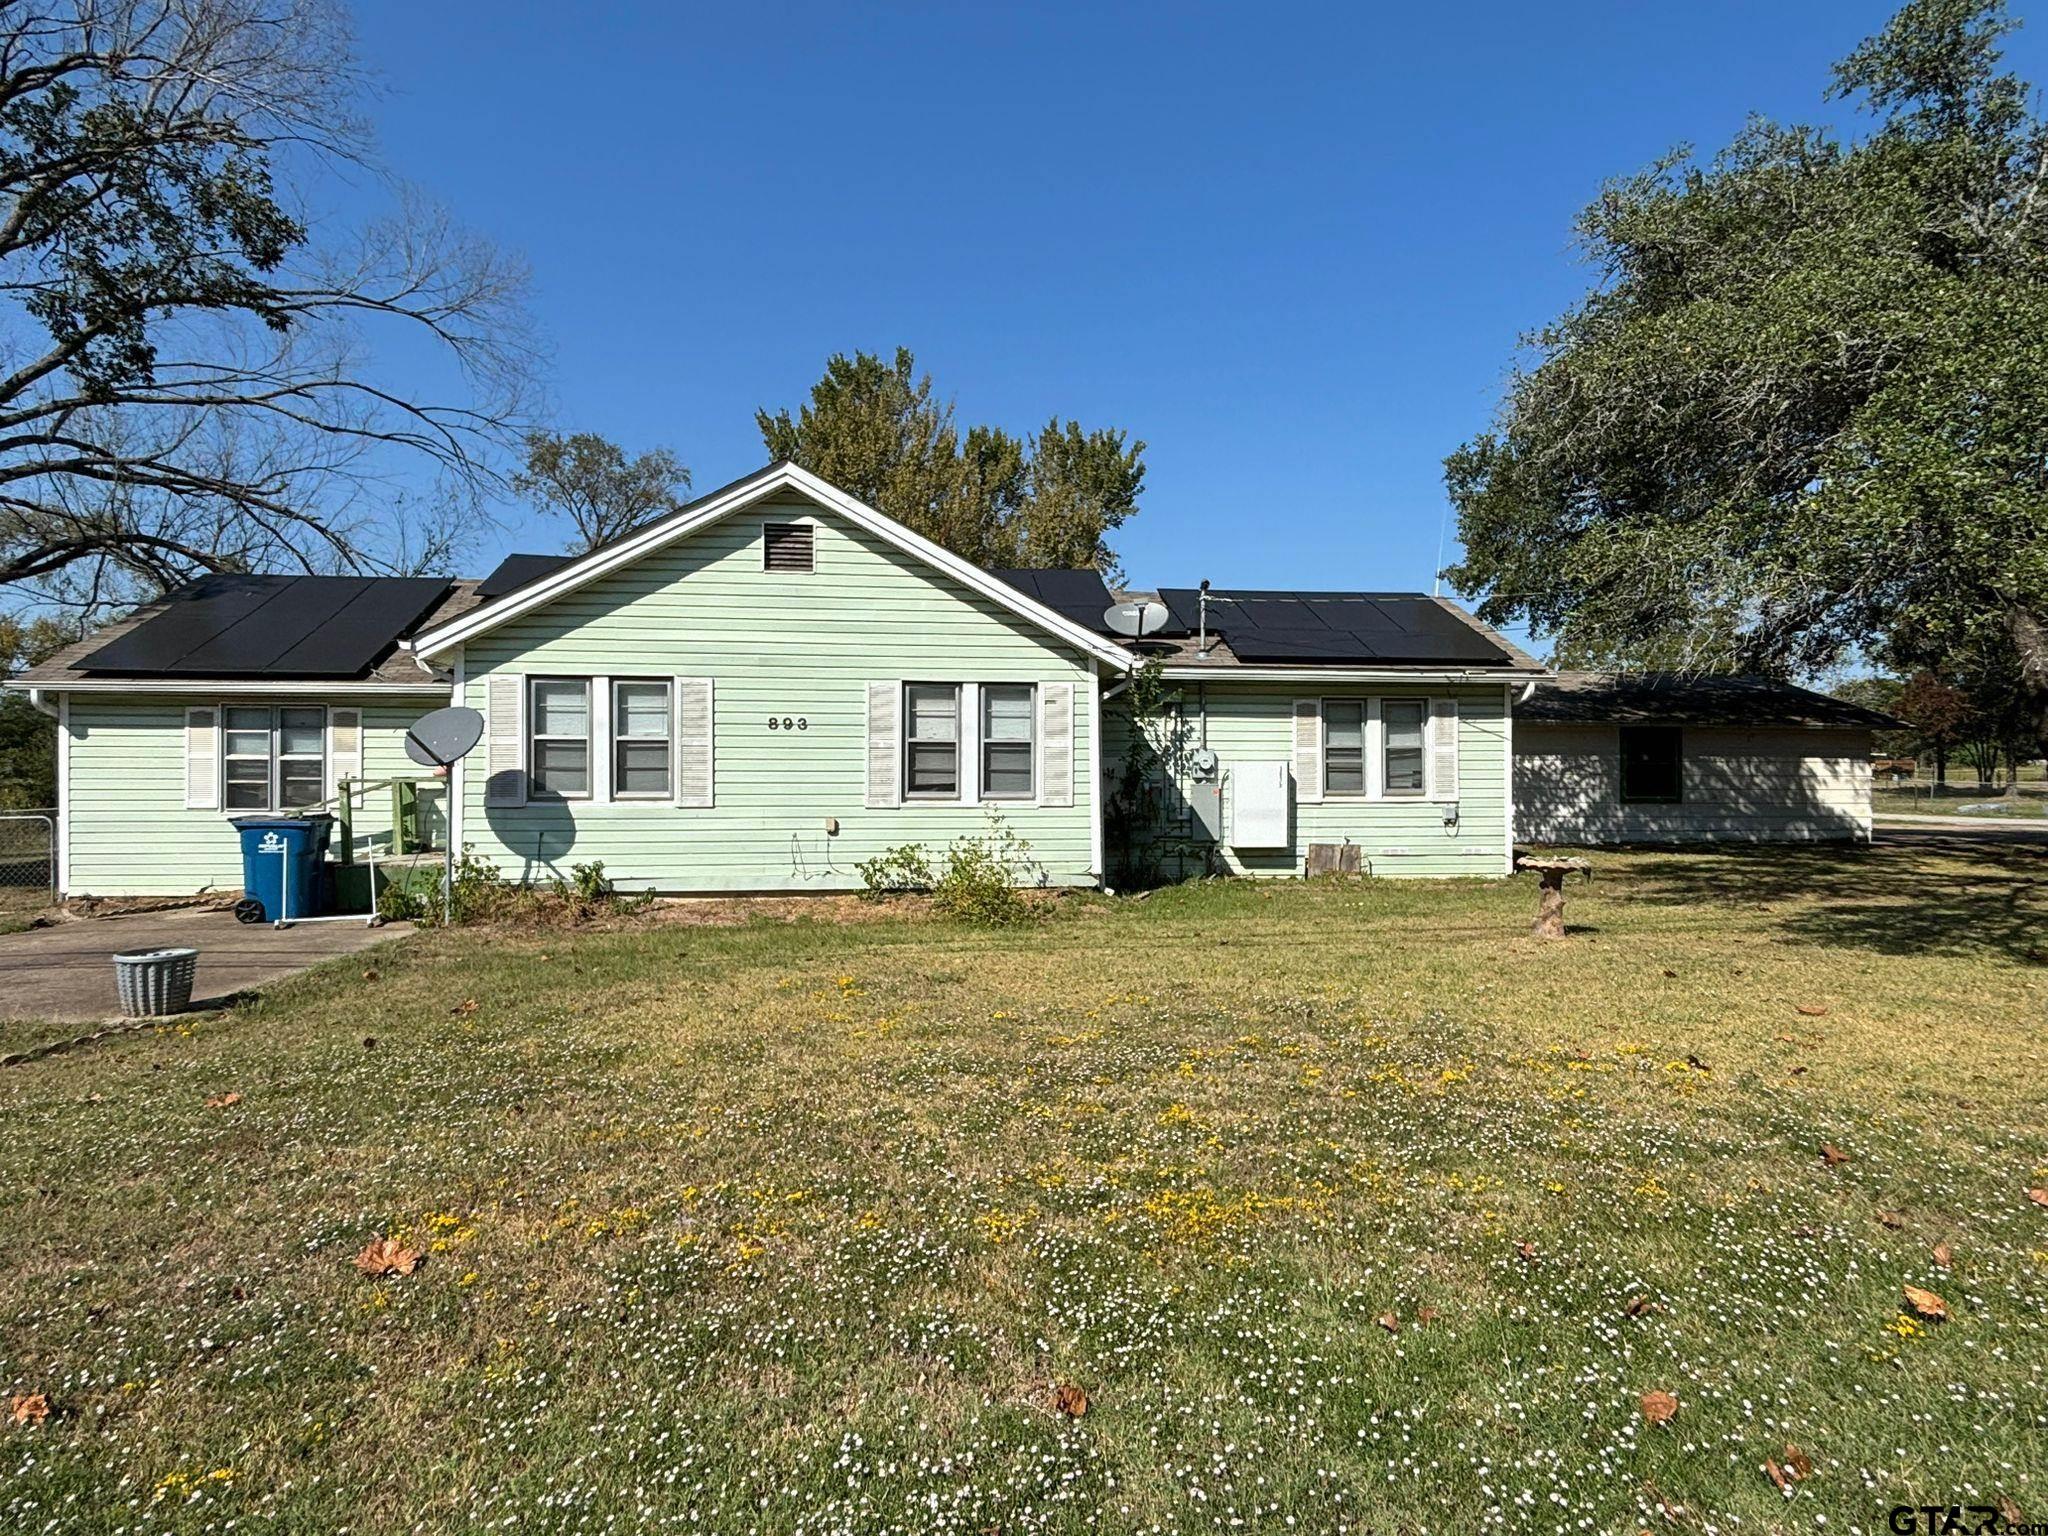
(404, 705, 485, 769)
(1103, 600, 1170, 638)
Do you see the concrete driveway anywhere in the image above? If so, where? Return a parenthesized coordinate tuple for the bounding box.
(0, 909, 411, 1021)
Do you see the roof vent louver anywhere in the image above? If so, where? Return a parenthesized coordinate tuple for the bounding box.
(763, 521, 813, 573)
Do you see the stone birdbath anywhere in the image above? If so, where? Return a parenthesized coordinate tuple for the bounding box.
(1514, 854, 1591, 940)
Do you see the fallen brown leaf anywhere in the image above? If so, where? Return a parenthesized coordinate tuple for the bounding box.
(1414, 1305, 1438, 1326)
(1932, 1241, 1954, 1269)
(1051, 1382, 1088, 1418)
(1999, 1497, 2025, 1525)
(1820, 1143, 1851, 1167)
(1623, 1295, 1664, 1319)
(1376, 1311, 1399, 1333)
(1902, 1284, 1948, 1321)
(8, 1393, 48, 1427)
(1795, 1003, 1829, 1017)
(1514, 1240, 1537, 1263)
(1640, 1390, 1679, 1425)
(361, 967, 379, 982)
(1875, 1209, 1903, 1229)
(1764, 1458, 1789, 1492)
(354, 1236, 424, 1279)
(203, 1091, 242, 1109)
(2029, 1188, 2048, 1210)
(1784, 1444, 1813, 1481)
(450, 998, 479, 1016)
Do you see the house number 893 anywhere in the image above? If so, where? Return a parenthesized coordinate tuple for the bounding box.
(766, 716, 808, 731)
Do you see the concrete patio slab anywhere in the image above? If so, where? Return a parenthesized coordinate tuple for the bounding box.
(0, 909, 412, 1021)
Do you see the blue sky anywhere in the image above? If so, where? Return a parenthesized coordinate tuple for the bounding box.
(349, 0, 2046, 645)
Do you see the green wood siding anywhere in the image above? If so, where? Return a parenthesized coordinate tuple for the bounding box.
(1105, 681, 1511, 880)
(457, 496, 1099, 893)
(65, 693, 446, 896)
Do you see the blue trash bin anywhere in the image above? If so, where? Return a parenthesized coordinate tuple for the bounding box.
(229, 816, 333, 925)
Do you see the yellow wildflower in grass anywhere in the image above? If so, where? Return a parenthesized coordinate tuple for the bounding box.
(1157, 1102, 1196, 1127)
(975, 1208, 1033, 1245)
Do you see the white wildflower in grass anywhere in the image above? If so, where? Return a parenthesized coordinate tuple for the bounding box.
(0, 849, 2043, 1531)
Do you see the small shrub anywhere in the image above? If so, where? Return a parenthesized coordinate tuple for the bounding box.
(858, 843, 934, 899)
(559, 860, 612, 902)
(932, 815, 1037, 925)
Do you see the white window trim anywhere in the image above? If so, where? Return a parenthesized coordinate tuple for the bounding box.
(1380, 697, 1430, 799)
(903, 681, 964, 802)
(219, 703, 329, 815)
(978, 682, 1038, 803)
(528, 676, 593, 801)
(1316, 696, 1435, 802)
(1320, 696, 1368, 799)
(611, 677, 674, 801)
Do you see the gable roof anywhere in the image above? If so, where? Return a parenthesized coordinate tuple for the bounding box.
(1521, 671, 1904, 729)
(408, 461, 1136, 668)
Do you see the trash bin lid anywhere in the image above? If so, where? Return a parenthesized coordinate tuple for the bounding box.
(112, 947, 199, 964)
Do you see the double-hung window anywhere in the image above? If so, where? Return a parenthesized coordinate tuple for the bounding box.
(1381, 700, 1427, 796)
(1619, 725, 1683, 803)
(529, 678, 591, 798)
(980, 684, 1036, 799)
(905, 683, 961, 798)
(221, 705, 326, 810)
(1323, 700, 1365, 795)
(612, 680, 672, 798)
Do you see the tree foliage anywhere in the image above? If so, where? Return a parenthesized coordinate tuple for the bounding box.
(512, 431, 689, 554)
(757, 348, 1144, 572)
(0, 0, 535, 617)
(0, 611, 72, 807)
(1445, 0, 2048, 751)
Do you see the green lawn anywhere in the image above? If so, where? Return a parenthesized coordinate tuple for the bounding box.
(1874, 784, 2048, 818)
(2, 842, 2045, 1533)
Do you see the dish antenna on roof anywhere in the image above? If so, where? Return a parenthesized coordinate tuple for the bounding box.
(1102, 599, 1170, 639)
(403, 705, 485, 926)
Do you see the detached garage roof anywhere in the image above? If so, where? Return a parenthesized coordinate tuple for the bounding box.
(1521, 671, 1903, 729)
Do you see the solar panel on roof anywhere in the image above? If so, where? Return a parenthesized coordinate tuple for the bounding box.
(79, 574, 450, 677)
(988, 568, 1119, 633)
(477, 553, 573, 598)
(1154, 588, 1517, 666)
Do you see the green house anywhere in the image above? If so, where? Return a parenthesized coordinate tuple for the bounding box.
(7, 462, 1549, 898)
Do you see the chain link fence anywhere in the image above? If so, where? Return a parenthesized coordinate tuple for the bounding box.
(0, 811, 54, 909)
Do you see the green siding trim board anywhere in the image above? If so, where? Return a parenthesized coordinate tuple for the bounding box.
(455, 497, 1102, 894)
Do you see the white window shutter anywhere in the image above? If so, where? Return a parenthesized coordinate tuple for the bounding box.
(328, 707, 362, 801)
(866, 681, 900, 808)
(1039, 680, 1074, 807)
(674, 676, 714, 808)
(1429, 696, 1460, 801)
(1292, 698, 1323, 804)
(484, 674, 527, 807)
(184, 707, 219, 809)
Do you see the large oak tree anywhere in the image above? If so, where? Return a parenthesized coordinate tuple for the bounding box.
(1445, 0, 2048, 753)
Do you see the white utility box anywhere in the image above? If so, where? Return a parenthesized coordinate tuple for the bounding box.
(1229, 760, 1290, 848)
